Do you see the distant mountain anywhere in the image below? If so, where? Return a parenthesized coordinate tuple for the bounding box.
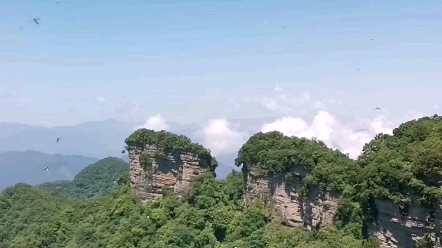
(38, 157, 129, 201)
(0, 150, 99, 189)
(0, 117, 264, 180)
(0, 119, 137, 158)
(0, 119, 198, 159)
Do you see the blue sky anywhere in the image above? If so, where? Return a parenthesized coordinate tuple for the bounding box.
(1, 0, 441, 126)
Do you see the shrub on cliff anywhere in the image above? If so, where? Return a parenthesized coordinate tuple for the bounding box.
(235, 131, 359, 192)
(125, 129, 218, 170)
(356, 115, 442, 209)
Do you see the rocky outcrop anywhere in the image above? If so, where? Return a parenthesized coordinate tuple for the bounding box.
(243, 164, 339, 230)
(366, 197, 442, 248)
(129, 146, 212, 203)
(244, 163, 442, 247)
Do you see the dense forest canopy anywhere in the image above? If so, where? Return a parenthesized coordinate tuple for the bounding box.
(235, 131, 359, 192)
(0, 173, 378, 248)
(125, 128, 218, 170)
(356, 115, 442, 208)
(1, 115, 442, 247)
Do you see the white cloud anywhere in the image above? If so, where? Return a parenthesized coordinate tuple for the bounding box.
(95, 96, 106, 105)
(261, 97, 283, 112)
(128, 86, 423, 162)
(434, 104, 439, 110)
(137, 114, 169, 131)
(260, 111, 393, 159)
(260, 88, 324, 116)
(273, 85, 282, 93)
(254, 85, 399, 159)
(198, 119, 249, 157)
(112, 101, 123, 112)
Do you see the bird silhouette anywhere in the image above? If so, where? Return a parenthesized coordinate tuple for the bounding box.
(33, 18, 40, 24)
(373, 107, 381, 110)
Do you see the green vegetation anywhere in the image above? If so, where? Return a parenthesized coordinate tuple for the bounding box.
(236, 115, 442, 242)
(0, 172, 376, 248)
(356, 115, 442, 209)
(125, 129, 218, 170)
(139, 153, 153, 172)
(2, 115, 442, 247)
(38, 157, 129, 201)
(235, 131, 359, 193)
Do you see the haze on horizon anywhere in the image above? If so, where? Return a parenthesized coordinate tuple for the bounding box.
(1, 0, 441, 161)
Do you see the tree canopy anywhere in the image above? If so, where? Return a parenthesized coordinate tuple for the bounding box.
(235, 131, 359, 192)
(0, 173, 377, 248)
(125, 129, 218, 170)
(356, 115, 442, 207)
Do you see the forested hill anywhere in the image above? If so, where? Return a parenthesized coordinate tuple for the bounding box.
(1, 115, 442, 247)
(38, 157, 129, 201)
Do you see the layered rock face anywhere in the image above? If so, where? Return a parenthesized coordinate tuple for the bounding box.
(243, 164, 339, 230)
(129, 146, 212, 203)
(367, 197, 442, 248)
(244, 163, 442, 247)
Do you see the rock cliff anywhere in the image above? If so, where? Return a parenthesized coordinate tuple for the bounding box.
(366, 196, 442, 248)
(356, 117, 442, 248)
(125, 129, 217, 203)
(236, 123, 442, 248)
(236, 132, 353, 231)
(243, 163, 339, 230)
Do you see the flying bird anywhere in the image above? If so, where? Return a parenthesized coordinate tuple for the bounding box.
(43, 167, 49, 171)
(33, 18, 40, 24)
(121, 150, 126, 154)
(56, 137, 62, 142)
(373, 107, 381, 110)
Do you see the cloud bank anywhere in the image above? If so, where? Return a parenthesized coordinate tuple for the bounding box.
(137, 114, 169, 131)
(198, 119, 248, 157)
(138, 86, 426, 160)
(260, 111, 392, 159)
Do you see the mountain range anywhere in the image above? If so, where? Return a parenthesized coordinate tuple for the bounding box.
(0, 118, 261, 190)
(0, 150, 99, 190)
